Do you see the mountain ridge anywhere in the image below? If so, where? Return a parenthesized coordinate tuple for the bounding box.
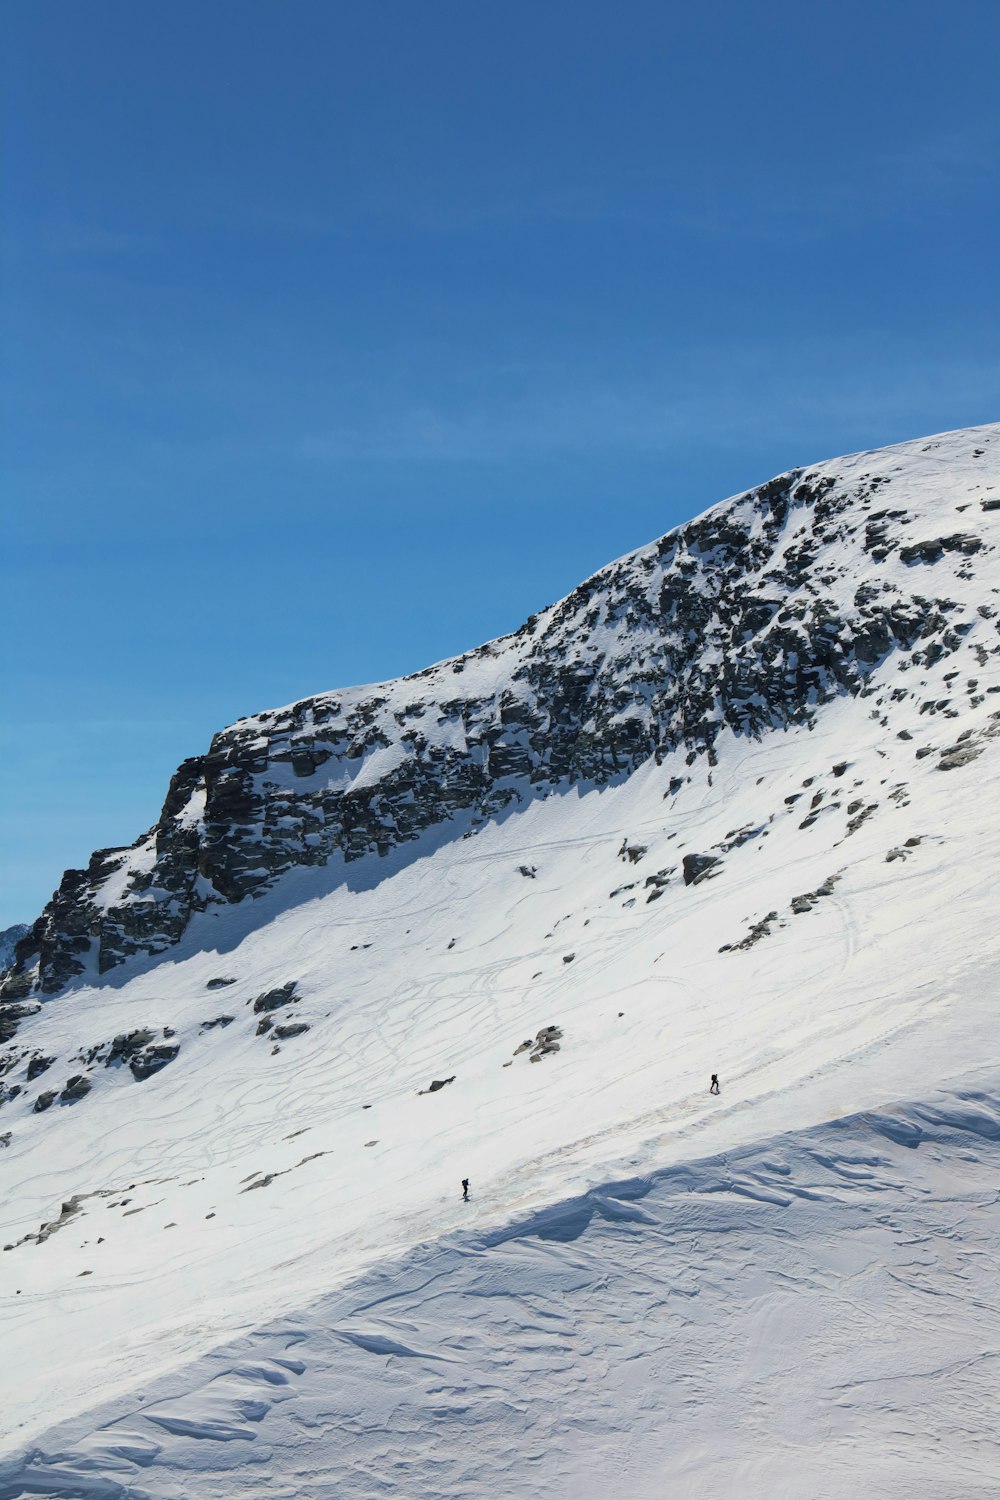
(5, 421, 996, 1001)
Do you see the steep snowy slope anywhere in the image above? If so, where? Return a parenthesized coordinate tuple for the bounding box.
(1, 423, 999, 1497)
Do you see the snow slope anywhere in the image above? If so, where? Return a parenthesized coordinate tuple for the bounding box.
(1, 423, 999, 1496)
(5, 1084, 998, 1499)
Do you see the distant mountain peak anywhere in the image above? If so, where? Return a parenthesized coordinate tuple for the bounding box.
(3, 421, 998, 1001)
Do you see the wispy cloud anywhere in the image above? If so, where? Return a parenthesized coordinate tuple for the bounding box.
(292, 346, 1000, 468)
(1, 221, 147, 259)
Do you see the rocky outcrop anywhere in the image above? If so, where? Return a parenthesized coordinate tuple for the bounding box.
(0, 1002, 40, 1044)
(682, 853, 722, 887)
(898, 534, 982, 565)
(419, 1077, 455, 1095)
(511, 1024, 564, 1063)
(128, 1044, 179, 1081)
(252, 982, 298, 1015)
(4, 437, 995, 997)
(59, 1075, 92, 1103)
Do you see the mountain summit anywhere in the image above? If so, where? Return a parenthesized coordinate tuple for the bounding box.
(2, 423, 999, 1498)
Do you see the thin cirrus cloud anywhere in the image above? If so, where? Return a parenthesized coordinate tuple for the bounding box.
(292, 353, 1000, 468)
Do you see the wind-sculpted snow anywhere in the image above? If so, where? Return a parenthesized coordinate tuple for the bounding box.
(2, 1084, 998, 1499)
(5, 423, 997, 994)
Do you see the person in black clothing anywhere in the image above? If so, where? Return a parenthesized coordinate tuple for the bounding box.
(461, 1178, 470, 1201)
(710, 1074, 720, 1095)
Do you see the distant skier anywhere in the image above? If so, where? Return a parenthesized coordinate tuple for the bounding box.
(461, 1178, 470, 1202)
(710, 1073, 720, 1095)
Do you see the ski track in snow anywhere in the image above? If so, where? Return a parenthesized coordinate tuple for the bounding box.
(2, 423, 1000, 1495)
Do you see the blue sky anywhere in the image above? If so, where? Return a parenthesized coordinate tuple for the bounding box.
(3, 0, 999, 928)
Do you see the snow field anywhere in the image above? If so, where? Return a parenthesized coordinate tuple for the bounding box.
(3, 1081, 999, 1498)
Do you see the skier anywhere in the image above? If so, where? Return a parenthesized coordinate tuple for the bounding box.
(710, 1073, 720, 1095)
(461, 1178, 470, 1202)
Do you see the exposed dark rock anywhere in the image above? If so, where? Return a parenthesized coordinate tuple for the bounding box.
(242, 1173, 275, 1192)
(845, 804, 878, 836)
(682, 853, 722, 887)
(937, 743, 983, 770)
(201, 1015, 234, 1030)
(26, 1055, 55, 1082)
(5, 1194, 88, 1250)
(60, 1075, 92, 1103)
(129, 1045, 180, 1081)
(33, 1091, 56, 1113)
(206, 977, 237, 990)
(720, 823, 763, 851)
(790, 874, 841, 914)
(518, 865, 537, 878)
(253, 982, 298, 1015)
(106, 1030, 157, 1067)
(529, 1024, 563, 1061)
(720, 911, 780, 953)
(899, 534, 982, 565)
(419, 1076, 456, 1094)
(0, 1003, 40, 1045)
(0, 971, 34, 1002)
(618, 841, 648, 864)
(272, 1022, 310, 1040)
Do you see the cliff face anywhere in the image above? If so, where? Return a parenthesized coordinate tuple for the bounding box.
(4, 424, 997, 997)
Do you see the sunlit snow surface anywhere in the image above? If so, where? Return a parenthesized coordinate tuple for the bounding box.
(2, 424, 1000, 1496)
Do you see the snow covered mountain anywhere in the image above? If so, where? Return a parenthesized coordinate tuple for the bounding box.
(2, 423, 999, 1498)
(0, 925, 28, 977)
(5, 428, 991, 999)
